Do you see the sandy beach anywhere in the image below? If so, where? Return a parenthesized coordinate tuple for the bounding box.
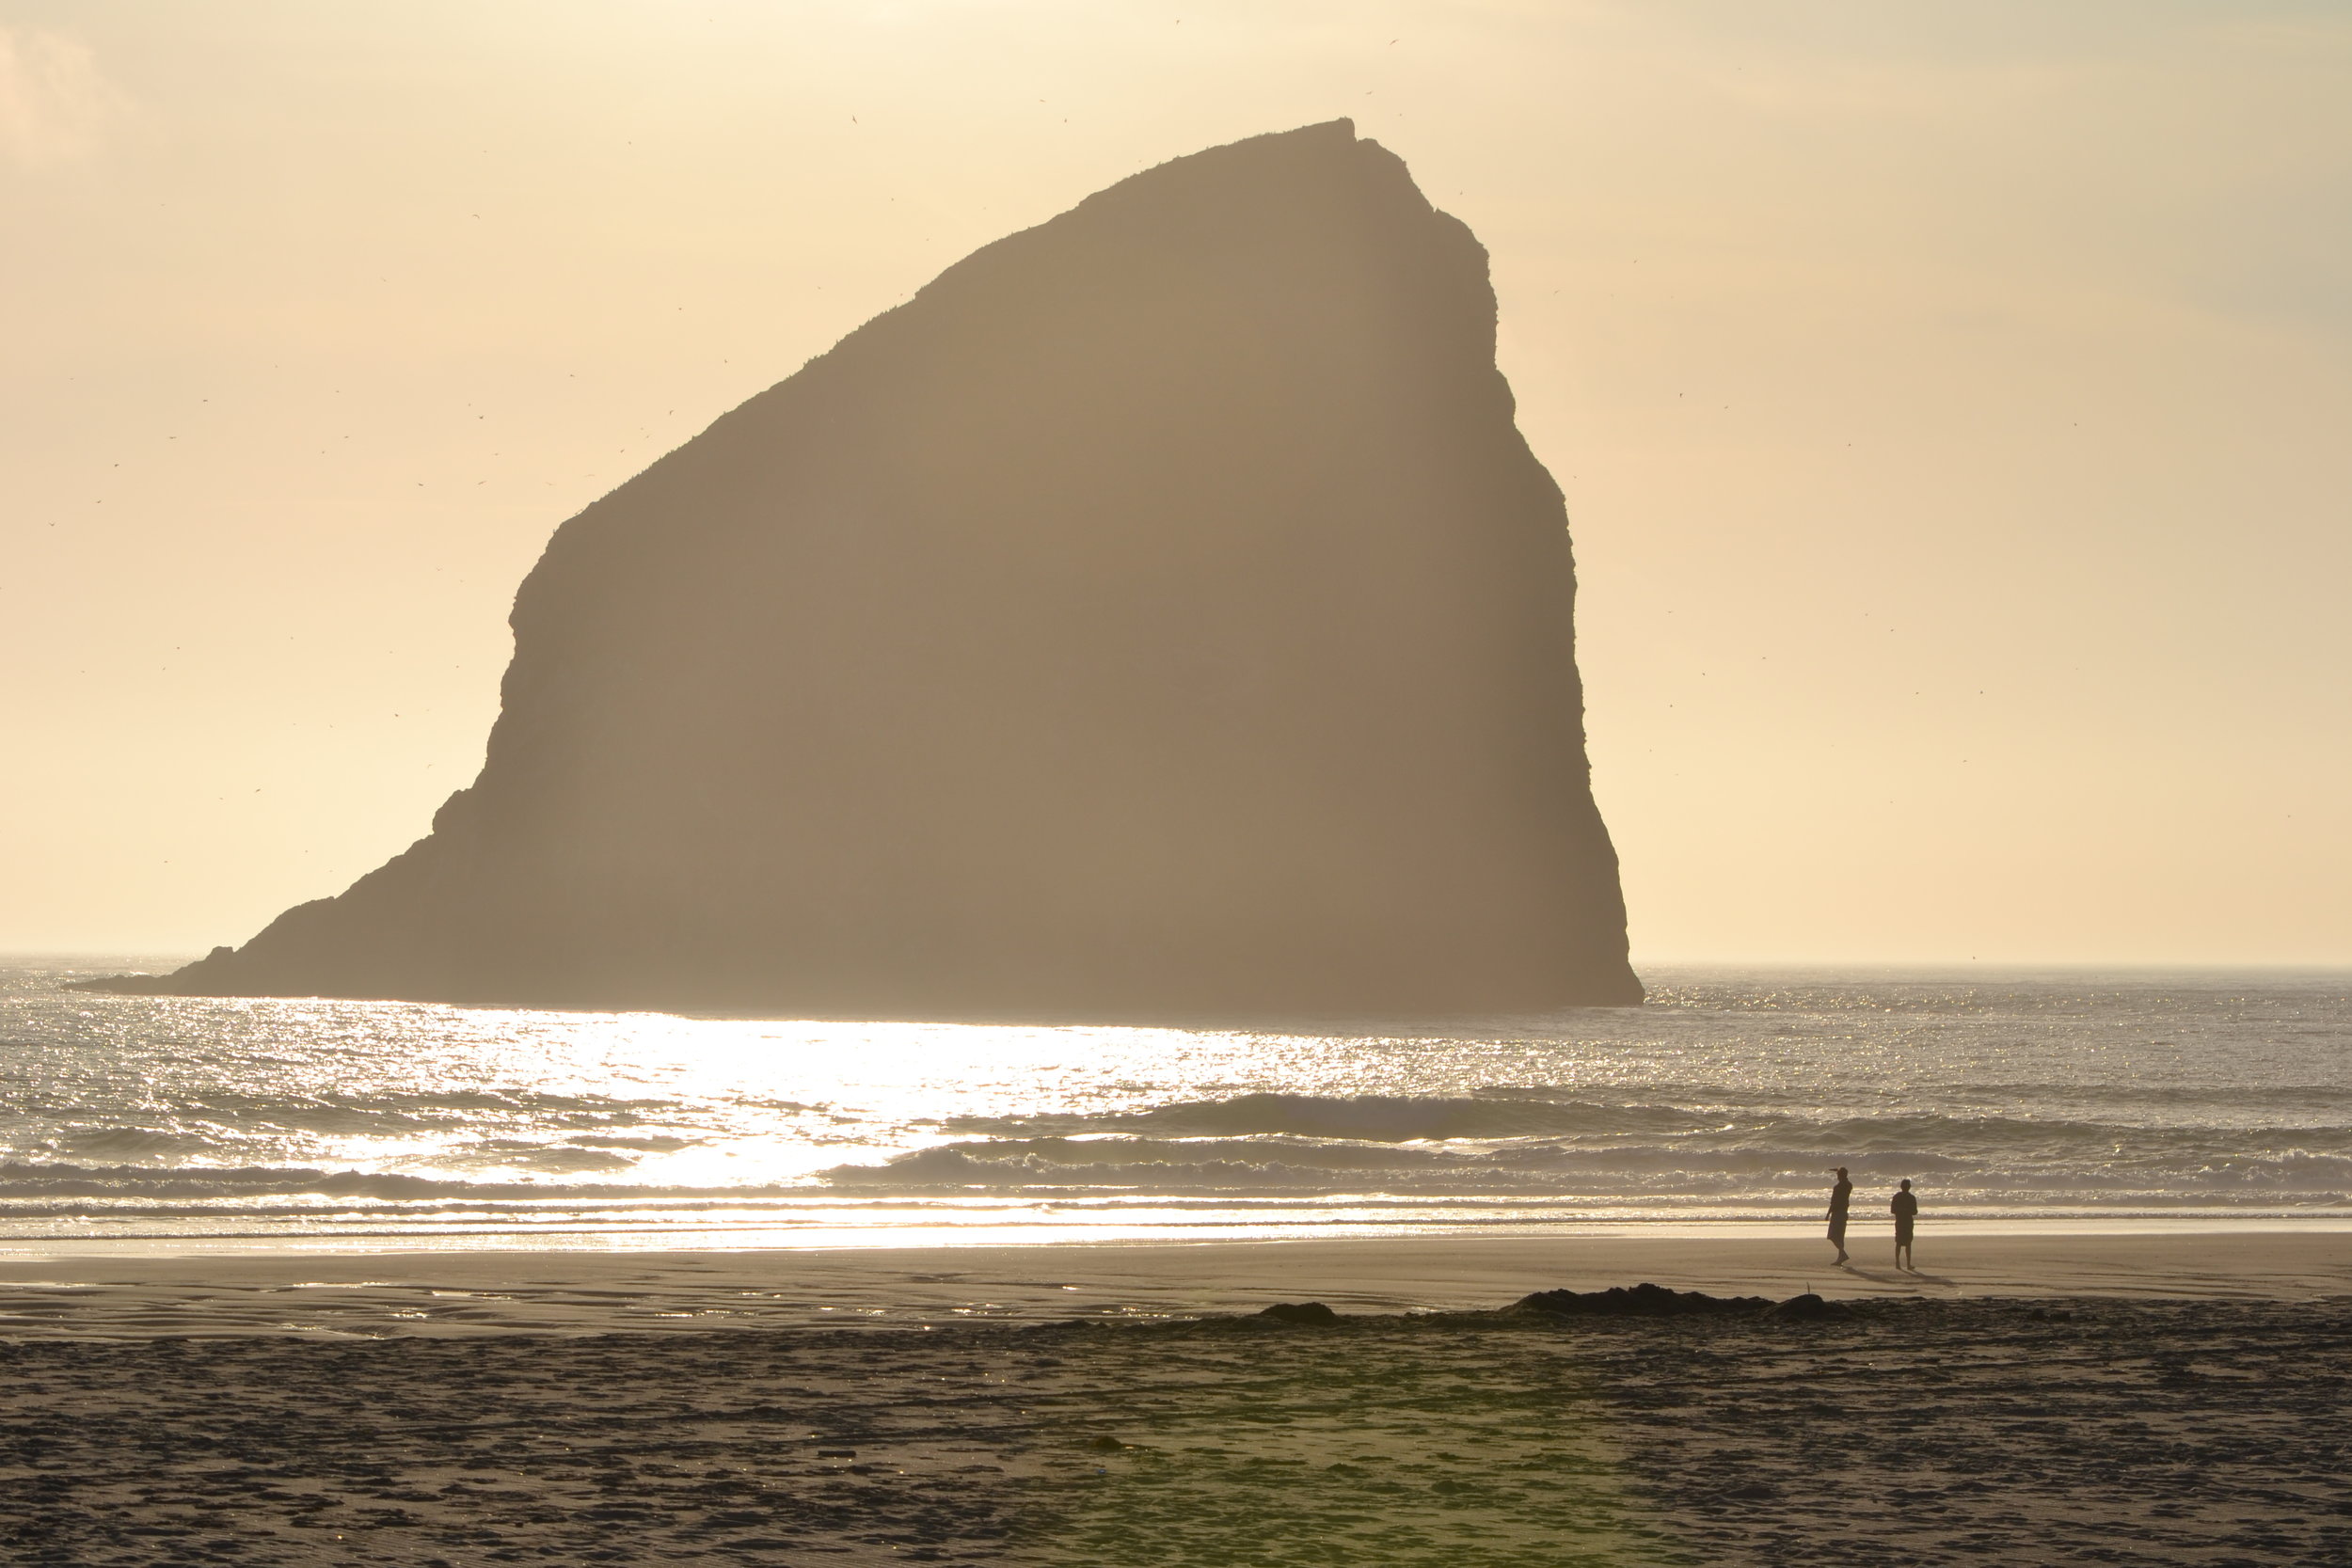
(4, 1228, 2347, 1564)
(3, 1225, 2351, 1338)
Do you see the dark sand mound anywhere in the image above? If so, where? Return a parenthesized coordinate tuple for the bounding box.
(1253, 1301, 1343, 1325)
(1511, 1282, 1774, 1317)
(82, 119, 1638, 1021)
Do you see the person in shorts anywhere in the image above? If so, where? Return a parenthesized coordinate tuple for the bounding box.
(1891, 1178, 1919, 1270)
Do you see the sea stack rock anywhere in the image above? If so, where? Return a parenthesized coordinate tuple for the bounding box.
(100, 120, 1642, 1018)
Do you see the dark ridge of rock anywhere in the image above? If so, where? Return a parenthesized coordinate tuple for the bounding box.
(1510, 1283, 1772, 1318)
(1765, 1291, 1855, 1322)
(1253, 1302, 1342, 1325)
(79, 119, 1641, 1021)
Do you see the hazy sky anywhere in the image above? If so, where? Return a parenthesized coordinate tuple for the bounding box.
(6, 1, 2348, 964)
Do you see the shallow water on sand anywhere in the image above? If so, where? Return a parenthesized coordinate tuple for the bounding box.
(3, 962, 2347, 1244)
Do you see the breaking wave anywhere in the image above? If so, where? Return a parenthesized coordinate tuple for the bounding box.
(819, 1093, 2352, 1207)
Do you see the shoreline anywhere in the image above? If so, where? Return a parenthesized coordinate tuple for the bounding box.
(6, 1210, 2348, 1257)
(5, 1225, 2346, 1341)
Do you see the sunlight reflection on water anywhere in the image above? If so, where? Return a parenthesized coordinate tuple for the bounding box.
(6, 964, 2350, 1243)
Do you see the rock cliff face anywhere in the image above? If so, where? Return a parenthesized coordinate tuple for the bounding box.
(103, 120, 1642, 1018)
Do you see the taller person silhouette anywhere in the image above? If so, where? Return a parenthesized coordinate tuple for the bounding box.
(1827, 1166, 1853, 1265)
(1892, 1179, 1919, 1270)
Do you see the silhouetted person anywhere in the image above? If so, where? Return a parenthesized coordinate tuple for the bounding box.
(1826, 1166, 1853, 1265)
(1892, 1179, 1918, 1270)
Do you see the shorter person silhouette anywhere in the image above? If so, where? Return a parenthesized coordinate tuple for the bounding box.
(1827, 1166, 1853, 1265)
(1891, 1179, 1918, 1270)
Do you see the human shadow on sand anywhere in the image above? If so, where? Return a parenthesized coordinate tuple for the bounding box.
(1838, 1263, 1959, 1288)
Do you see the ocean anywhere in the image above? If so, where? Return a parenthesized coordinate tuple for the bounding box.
(4, 960, 2347, 1248)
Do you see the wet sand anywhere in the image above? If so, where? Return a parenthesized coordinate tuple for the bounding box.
(3, 1230, 2347, 1563)
(3, 1227, 2349, 1338)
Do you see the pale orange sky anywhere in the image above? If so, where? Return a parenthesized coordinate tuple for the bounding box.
(5, 1, 2348, 964)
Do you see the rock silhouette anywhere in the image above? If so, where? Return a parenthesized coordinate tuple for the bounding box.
(89, 119, 1641, 1020)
